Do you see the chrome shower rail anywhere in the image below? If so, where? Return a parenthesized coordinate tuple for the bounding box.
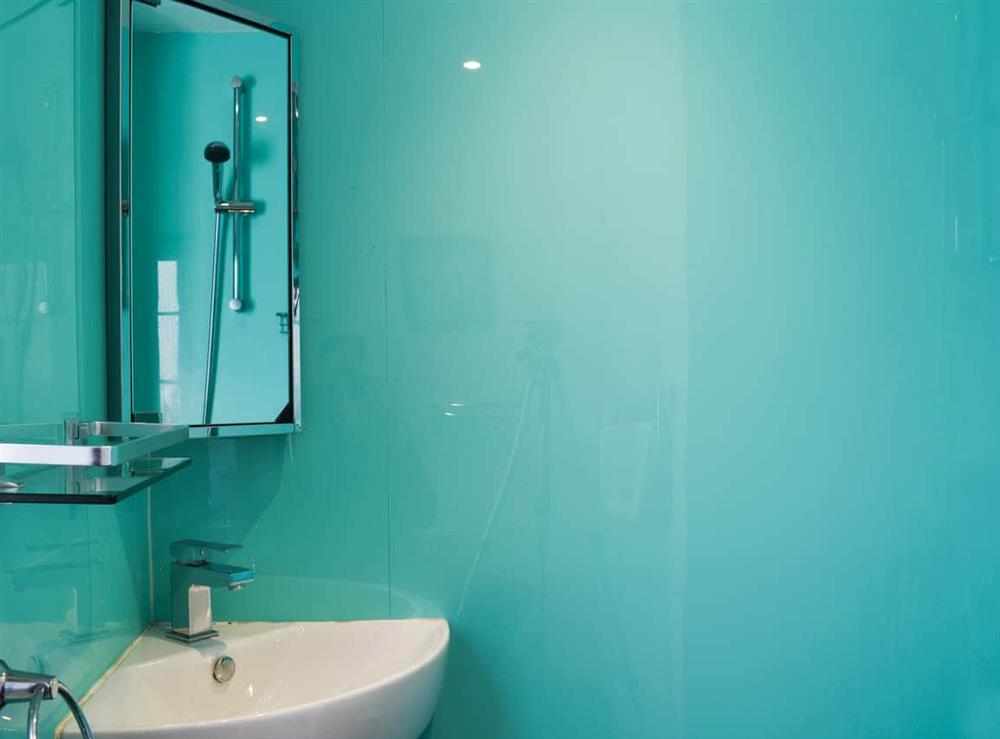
(0, 420, 189, 467)
(230, 75, 248, 312)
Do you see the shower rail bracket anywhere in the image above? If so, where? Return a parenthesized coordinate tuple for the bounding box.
(215, 201, 256, 214)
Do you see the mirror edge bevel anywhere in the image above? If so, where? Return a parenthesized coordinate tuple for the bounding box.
(289, 28, 301, 433)
(106, 0, 132, 425)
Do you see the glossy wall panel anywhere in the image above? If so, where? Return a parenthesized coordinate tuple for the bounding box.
(0, 1, 150, 737)
(381, 2, 685, 736)
(150, 1, 1000, 738)
(681, 3, 1000, 736)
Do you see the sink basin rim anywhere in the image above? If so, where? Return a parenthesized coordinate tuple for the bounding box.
(143, 618, 450, 732)
(60, 618, 450, 737)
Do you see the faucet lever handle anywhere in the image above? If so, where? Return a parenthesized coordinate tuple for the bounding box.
(170, 539, 242, 564)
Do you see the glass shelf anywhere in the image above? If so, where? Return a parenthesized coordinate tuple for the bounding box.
(0, 458, 191, 504)
(0, 420, 191, 504)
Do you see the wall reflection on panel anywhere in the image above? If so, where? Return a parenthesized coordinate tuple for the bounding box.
(397, 236, 496, 332)
(0, 1, 150, 738)
(0, 0, 80, 425)
(383, 1, 687, 737)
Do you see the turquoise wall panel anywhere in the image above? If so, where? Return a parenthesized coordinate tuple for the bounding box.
(381, 2, 684, 735)
(151, 1, 1000, 738)
(681, 2, 1000, 737)
(0, 1, 150, 737)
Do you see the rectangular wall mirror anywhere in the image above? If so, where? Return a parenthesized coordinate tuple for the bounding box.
(108, 0, 300, 438)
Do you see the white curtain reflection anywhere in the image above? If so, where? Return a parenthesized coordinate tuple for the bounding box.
(157, 260, 181, 418)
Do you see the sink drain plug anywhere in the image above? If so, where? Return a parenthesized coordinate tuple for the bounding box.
(213, 655, 236, 683)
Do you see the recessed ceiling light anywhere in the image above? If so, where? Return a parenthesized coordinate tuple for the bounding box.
(255, 115, 268, 123)
(463, 60, 482, 71)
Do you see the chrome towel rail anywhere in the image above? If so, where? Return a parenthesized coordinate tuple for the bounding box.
(0, 419, 189, 467)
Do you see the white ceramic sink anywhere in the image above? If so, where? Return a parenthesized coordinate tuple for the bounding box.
(60, 619, 449, 739)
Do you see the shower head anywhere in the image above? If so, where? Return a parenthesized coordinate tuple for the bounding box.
(204, 141, 230, 164)
(204, 141, 230, 203)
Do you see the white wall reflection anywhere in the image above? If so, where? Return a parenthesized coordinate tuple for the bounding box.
(157, 260, 181, 418)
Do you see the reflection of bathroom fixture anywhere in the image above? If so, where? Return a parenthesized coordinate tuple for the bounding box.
(200, 78, 257, 424)
(226, 75, 254, 312)
(204, 140, 229, 203)
(110, 0, 301, 436)
(455, 320, 560, 621)
(455, 382, 532, 621)
(203, 141, 230, 425)
(0, 659, 95, 739)
(168, 539, 254, 643)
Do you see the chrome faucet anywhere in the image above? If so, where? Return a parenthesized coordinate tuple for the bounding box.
(0, 660, 94, 739)
(168, 539, 254, 643)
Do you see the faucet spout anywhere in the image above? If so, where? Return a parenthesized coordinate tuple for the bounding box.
(167, 540, 253, 643)
(181, 561, 255, 589)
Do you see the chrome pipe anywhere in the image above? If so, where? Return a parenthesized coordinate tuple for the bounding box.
(27, 685, 43, 739)
(0, 659, 82, 739)
(1, 659, 58, 709)
(230, 77, 245, 312)
(232, 77, 242, 209)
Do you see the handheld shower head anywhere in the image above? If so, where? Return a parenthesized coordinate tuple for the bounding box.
(204, 141, 231, 203)
(204, 141, 230, 164)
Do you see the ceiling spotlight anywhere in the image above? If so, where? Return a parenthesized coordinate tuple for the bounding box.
(463, 60, 482, 71)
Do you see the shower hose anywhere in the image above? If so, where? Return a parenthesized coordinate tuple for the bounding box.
(26, 683, 95, 739)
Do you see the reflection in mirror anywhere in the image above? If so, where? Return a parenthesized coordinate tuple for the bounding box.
(128, 0, 296, 432)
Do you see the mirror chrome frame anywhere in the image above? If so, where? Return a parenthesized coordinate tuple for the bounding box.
(106, 0, 302, 438)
